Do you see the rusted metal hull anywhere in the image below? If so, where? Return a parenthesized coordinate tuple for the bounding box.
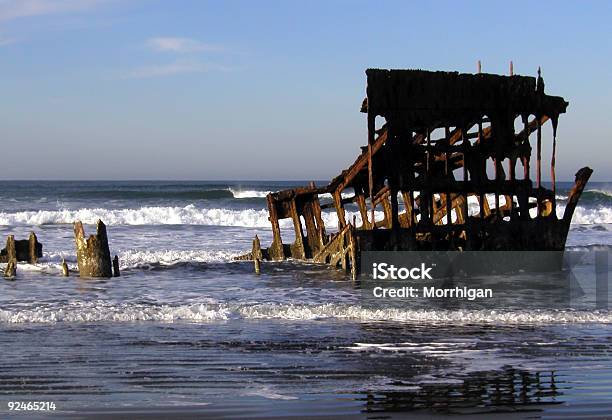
(237, 69, 592, 279)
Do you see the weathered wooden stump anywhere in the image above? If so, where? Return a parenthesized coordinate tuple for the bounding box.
(252, 235, 262, 260)
(0, 233, 42, 264)
(4, 260, 16, 278)
(113, 255, 120, 277)
(74, 220, 113, 278)
(61, 258, 69, 277)
(3, 235, 16, 262)
(253, 235, 262, 274)
(28, 233, 39, 264)
(3, 235, 17, 279)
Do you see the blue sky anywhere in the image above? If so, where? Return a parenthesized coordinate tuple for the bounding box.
(0, 0, 610, 180)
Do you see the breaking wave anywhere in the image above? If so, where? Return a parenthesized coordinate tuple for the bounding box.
(580, 189, 612, 206)
(556, 189, 612, 205)
(0, 204, 609, 227)
(228, 189, 354, 200)
(228, 188, 271, 199)
(0, 205, 380, 228)
(0, 302, 610, 325)
(568, 206, 612, 225)
(0, 206, 275, 227)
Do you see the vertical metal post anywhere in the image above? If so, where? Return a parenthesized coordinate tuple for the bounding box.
(426, 128, 433, 225)
(367, 113, 375, 228)
(478, 121, 485, 220)
(551, 129, 557, 213)
(462, 125, 470, 246)
(536, 117, 542, 217)
(523, 115, 530, 179)
(445, 126, 452, 226)
(536, 117, 542, 189)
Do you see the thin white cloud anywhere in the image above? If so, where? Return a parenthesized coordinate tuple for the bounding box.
(0, 0, 105, 22)
(124, 61, 232, 79)
(146, 37, 222, 53)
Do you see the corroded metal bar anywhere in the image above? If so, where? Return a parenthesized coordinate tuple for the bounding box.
(333, 190, 346, 228)
(266, 194, 285, 260)
(288, 199, 306, 260)
(356, 193, 370, 229)
(536, 117, 543, 217)
(551, 128, 557, 213)
(444, 126, 453, 227)
(367, 113, 375, 227)
(562, 167, 593, 224)
(536, 118, 542, 180)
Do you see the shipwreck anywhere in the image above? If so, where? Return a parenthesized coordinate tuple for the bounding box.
(240, 68, 592, 279)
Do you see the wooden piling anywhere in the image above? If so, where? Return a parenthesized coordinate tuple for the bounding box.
(61, 258, 69, 277)
(28, 232, 38, 264)
(113, 255, 120, 277)
(4, 234, 17, 278)
(252, 235, 262, 274)
(4, 260, 16, 278)
(5, 235, 16, 263)
(0, 234, 42, 263)
(252, 235, 262, 260)
(74, 219, 113, 278)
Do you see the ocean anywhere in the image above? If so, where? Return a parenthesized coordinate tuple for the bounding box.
(1, 180, 611, 418)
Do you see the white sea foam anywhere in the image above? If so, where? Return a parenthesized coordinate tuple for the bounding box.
(118, 249, 239, 269)
(0, 301, 230, 323)
(228, 188, 271, 198)
(0, 205, 383, 228)
(2, 302, 608, 325)
(0, 203, 609, 228)
(237, 303, 612, 324)
(5, 260, 76, 275)
(0, 206, 277, 227)
(3, 249, 240, 275)
(319, 192, 356, 200)
(227, 188, 354, 200)
(565, 206, 612, 225)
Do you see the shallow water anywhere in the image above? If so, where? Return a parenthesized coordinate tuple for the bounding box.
(1, 181, 611, 418)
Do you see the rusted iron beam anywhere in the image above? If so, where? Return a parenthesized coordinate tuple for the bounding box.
(288, 199, 306, 259)
(266, 194, 285, 260)
(562, 167, 593, 224)
(328, 128, 388, 193)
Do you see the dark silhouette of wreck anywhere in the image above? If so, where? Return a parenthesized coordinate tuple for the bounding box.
(240, 68, 592, 279)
